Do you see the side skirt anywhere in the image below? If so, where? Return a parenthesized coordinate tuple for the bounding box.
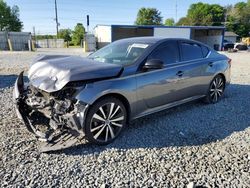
(132, 95, 206, 120)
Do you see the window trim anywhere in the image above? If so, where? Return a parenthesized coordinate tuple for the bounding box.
(146, 40, 181, 66)
(179, 41, 207, 62)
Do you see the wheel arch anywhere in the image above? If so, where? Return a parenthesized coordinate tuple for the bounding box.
(217, 73, 226, 82)
(90, 93, 131, 122)
(215, 73, 226, 88)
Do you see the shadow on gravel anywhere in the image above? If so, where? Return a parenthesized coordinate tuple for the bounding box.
(1, 75, 248, 155)
(0, 74, 28, 89)
(60, 84, 250, 156)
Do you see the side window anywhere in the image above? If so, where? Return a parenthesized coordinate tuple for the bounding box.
(148, 41, 179, 65)
(181, 42, 203, 61)
(201, 45, 210, 57)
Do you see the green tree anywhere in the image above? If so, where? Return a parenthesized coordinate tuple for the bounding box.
(135, 8, 162, 25)
(186, 3, 225, 26)
(226, 1, 250, 37)
(58, 28, 72, 42)
(176, 17, 191, 26)
(72, 23, 85, 46)
(0, 0, 23, 31)
(164, 18, 175, 26)
(36, 35, 55, 40)
(209, 4, 226, 26)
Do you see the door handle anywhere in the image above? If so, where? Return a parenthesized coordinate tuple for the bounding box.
(208, 62, 214, 67)
(176, 71, 183, 77)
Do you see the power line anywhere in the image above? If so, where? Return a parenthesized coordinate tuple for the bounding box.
(175, 0, 178, 22)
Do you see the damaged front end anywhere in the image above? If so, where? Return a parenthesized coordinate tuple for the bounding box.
(13, 72, 89, 152)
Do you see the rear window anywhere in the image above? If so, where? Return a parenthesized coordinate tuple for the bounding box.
(181, 42, 203, 61)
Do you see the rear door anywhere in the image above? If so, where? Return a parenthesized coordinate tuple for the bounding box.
(178, 41, 211, 97)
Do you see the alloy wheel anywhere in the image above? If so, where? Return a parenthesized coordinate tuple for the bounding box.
(209, 76, 225, 103)
(90, 102, 125, 143)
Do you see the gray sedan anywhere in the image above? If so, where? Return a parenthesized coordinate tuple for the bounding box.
(13, 37, 231, 150)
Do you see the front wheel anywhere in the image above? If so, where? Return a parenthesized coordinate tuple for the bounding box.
(203, 75, 225, 104)
(84, 97, 127, 145)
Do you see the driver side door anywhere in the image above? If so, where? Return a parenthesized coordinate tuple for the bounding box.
(136, 40, 186, 109)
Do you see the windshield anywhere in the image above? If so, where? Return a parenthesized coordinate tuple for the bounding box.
(88, 40, 151, 65)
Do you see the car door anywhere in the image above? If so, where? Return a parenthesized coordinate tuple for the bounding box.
(136, 40, 186, 109)
(178, 41, 211, 97)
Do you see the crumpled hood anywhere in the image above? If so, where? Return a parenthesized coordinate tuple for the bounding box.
(28, 55, 123, 92)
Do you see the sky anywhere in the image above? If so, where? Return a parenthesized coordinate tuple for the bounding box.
(5, 0, 246, 35)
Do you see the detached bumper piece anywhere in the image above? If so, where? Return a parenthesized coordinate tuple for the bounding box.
(39, 129, 83, 152)
(13, 72, 86, 152)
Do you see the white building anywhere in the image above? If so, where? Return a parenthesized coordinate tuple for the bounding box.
(224, 31, 238, 43)
(94, 25, 225, 51)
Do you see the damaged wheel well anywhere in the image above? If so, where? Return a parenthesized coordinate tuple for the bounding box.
(91, 93, 131, 122)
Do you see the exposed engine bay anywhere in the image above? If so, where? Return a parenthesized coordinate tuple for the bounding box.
(14, 72, 89, 152)
(13, 55, 124, 152)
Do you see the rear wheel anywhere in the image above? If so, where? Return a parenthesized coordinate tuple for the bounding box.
(203, 75, 225, 104)
(84, 97, 127, 145)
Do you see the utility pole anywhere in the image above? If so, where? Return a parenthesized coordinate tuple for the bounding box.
(224, 13, 227, 26)
(33, 26, 36, 45)
(33, 26, 36, 39)
(54, 0, 59, 37)
(175, 0, 178, 23)
(87, 15, 89, 33)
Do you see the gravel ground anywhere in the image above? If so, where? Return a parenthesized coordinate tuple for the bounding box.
(0, 48, 87, 75)
(0, 49, 249, 187)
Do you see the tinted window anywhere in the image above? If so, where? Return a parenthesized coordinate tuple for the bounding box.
(148, 41, 179, 65)
(181, 42, 203, 61)
(201, 45, 209, 57)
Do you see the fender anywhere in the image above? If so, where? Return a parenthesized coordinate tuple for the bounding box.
(74, 75, 138, 115)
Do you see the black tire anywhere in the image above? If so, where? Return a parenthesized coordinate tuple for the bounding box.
(203, 75, 225, 104)
(236, 44, 248, 51)
(84, 97, 127, 145)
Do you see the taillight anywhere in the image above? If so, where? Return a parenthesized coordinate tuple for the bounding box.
(228, 58, 232, 66)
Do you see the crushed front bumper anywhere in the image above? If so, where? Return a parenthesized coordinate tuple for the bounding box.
(13, 72, 87, 152)
(13, 71, 35, 134)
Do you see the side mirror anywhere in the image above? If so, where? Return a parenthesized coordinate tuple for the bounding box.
(143, 59, 164, 70)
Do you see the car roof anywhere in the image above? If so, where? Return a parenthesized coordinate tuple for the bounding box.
(117, 37, 164, 43)
(117, 37, 204, 45)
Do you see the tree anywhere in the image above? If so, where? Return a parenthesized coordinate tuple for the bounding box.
(208, 4, 226, 26)
(176, 17, 191, 26)
(58, 28, 72, 42)
(135, 8, 162, 25)
(176, 3, 225, 26)
(36, 35, 55, 40)
(0, 0, 23, 31)
(72, 23, 85, 46)
(164, 18, 175, 26)
(187, 3, 225, 26)
(226, 1, 250, 37)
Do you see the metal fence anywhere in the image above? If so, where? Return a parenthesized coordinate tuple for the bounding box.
(36, 39, 64, 48)
(0, 32, 32, 51)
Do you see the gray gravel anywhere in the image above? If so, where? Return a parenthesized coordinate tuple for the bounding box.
(0, 48, 87, 75)
(0, 50, 250, 187)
